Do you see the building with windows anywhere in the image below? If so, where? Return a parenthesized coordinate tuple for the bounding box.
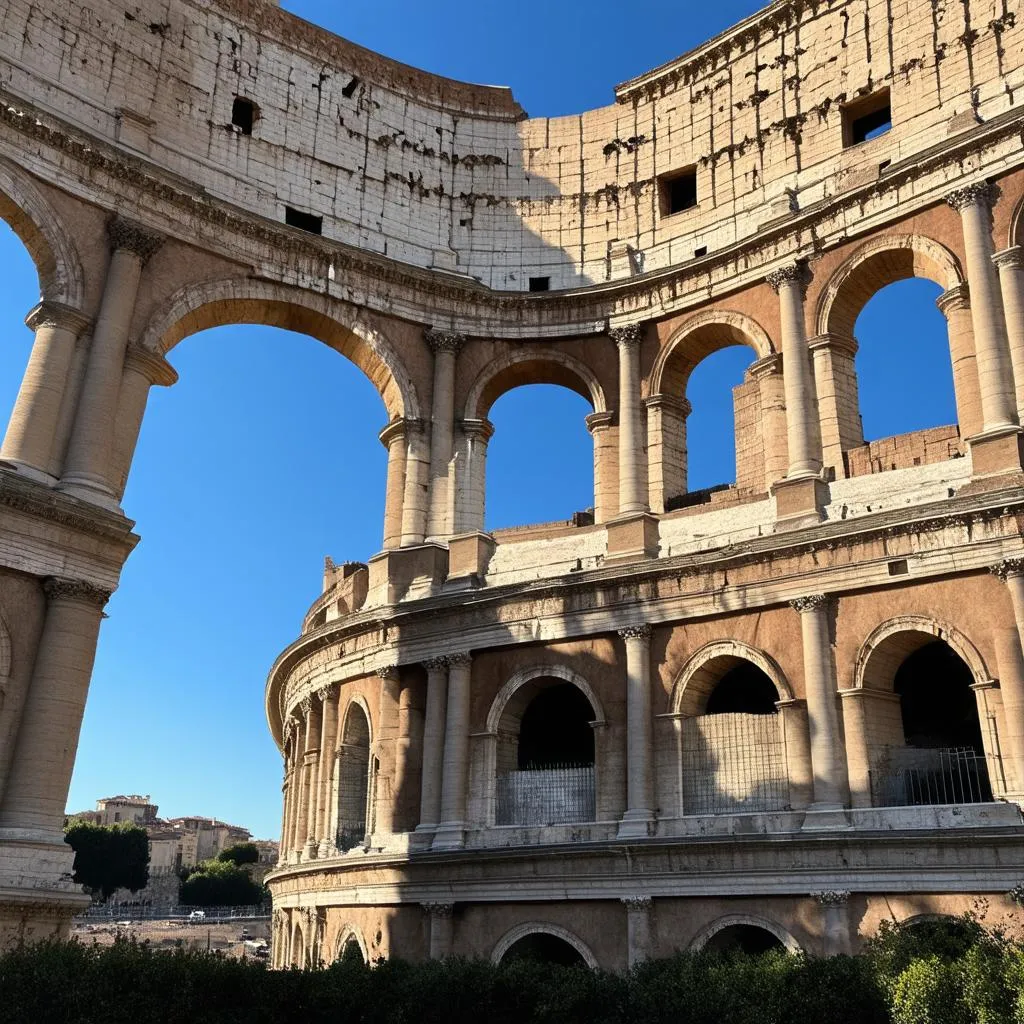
(0, 0, 1024, 963)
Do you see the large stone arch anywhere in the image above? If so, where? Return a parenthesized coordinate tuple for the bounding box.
(486, 664, 607, 734)
(333, 922, 369, 964)
(137, 277, 421, 421)
(462, 349, 607, 421)
(670, 640, 794, 717)
(853, 615, 991, 691)
(648, 310, 775, 399)
(814, 233, 964, 339)
(689, 913, 802, 953)
(490, 921, 599, 968)
(0, 156, 85, 309)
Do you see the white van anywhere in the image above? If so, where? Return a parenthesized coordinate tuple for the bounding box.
(188, 910, 206, 923)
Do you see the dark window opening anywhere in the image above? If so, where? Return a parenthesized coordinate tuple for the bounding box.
(341, 76, 360, 98)
(517, 683, 595, 769)
(694, 245, 708, 258)
(705, 925, 785, 955)
(660, 166, 698, 216)
(888, 559, 909, 576)
(502, 933, 586, 967)
(231, 96, 258, 135)
(705, 663, 779, 715)
(285, 207, 323, 235)
(529, 276, 550, 292)
(843, 89, 892, 146)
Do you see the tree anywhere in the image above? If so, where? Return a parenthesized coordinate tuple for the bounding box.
(217, 842, 259, 866)
(180, 859, 265, 907)
(64, 821, 149, 901)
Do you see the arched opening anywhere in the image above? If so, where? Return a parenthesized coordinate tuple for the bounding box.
(500, 931, 587, 967)
(483, 385, 594, 531)
(859, 628, 995, 806)
(291, 924, 305, 968)
(703, 923, 787, 955)
(675, 651, 789, 815)
(337, 930, 367, 964)
(336, 702, 372, 851)
(684, 345, 757, 495)
(494, 677, 597, 826)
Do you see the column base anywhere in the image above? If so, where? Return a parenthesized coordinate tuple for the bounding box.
(445, 531, 496, 588)
(965, 426, 1024, 481)
(366, 543, 449, 605)
(57, 472, 121, 512)
(303, 840, 318, 860)
(316, 839, 336, 859)
(801, 805, 852, 831)
(411, 824, 438, 851)
(0, 459, 58, 487)
(772, 474, 829, 531)
(606, 512, 659, 562)
(430, 822, 466, 850)
(616, 810, 656, 839)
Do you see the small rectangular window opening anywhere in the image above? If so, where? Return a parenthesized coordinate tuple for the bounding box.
(528, 276, 550, 292)
(231, 96, 257, 136)
(660, 166, 698, 217)
(888, 559, 909, 577)
(285, 206, 323, 235)
(843, 89, 892, 146)
(694, 245, 708, 258)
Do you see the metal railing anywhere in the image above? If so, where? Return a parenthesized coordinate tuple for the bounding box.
(496, 765, 596, 826)
(869, 746, 993, 807)
(77, 904, 270, 922)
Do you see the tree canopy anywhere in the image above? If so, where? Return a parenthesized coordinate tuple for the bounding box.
(64, 821, 149, 901)
(180, 859, 265, 907)
(217, 842, 259, 866)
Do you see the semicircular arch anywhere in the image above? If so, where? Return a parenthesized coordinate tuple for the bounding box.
(486, 664, 607, 734)
(490, 921, 599, 968)
(649, 311, 775, 399)
(341, 694, 374, 746)
(463, 349, 607, 421)
(333, 923, 369, 964)
(670, 640, 794, 716)
(689, 913, 802, 953)
(138, 277, 420, 421)
(0, 156, 85, 308)
(853, 615, 991, 691)
(815, 234, 964, 339)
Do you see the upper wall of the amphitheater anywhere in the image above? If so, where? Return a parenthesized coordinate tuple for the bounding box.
(0, 0, 1020, 301)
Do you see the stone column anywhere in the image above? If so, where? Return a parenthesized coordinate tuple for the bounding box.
(416, 658, 448, 836)
(60, 217, 162, 507)
(375, 666, 401, 835)
(768, 263, 822, 478)
(422, 902, 454, 959)
(776, 698, 812, 811)
(400, 419, 429, 546)
(812, 890, 853, 955)
(946, 184, 1018, 433)
(379, 419, 408, 550)
(993, 247, 1024, 420)
(585, 411, 616, 524)
(749, 354, 789, 491)
(791, 595, 848, 819)
(425, 329, 464, 541)
(325, 687, 346, 849)
(393, 679, 416, 831)
(302, 696, 322, 859)
(48, 329, 92, 479)
(839, 688, 885, 809)
(452, 418, 494, 535)
(0, 302, 90, 480)
(0, 578, 109, 835)
(611, 325, 648, 516)
(644, 394, 689, 514)
(109, 346, 178, 500)
(990, 559, 1024, 799)
(433, 652, 472, 849)
(936, 284, 984, 441)
(292, 703, 312, 858)
(622, 896, 653, 967)
(809, 333, 862, 479)
(618, 625, 654, 837)
(315, 685, 338, 856)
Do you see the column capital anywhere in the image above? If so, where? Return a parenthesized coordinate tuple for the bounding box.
(424, 328, 465, 354)
(24, 301, 91, 336)
(747, 352, 783, 380)
(108, 216, 164, 263)
(459, 417, 495, 442)
(42, 577, 112, 608)
(376, 664, 399, 681)
(420, 901, 454, 917)
(378, 418, 408, 448)
(621, 895, 653, 911)
(609, 324, 644, 348)
(993, 246, 1024, 271)
(422, 656, 448, 671)
(584, 410, 614, 434)
(316, 684, 337, 702)
(300, 695, 314, 715)
(808, 333, 858, 357)
(936, 282, 971, 316)
(991, 558, 1024, 581)
(790, 594, 830, 613)
(643, 393, 691, 416)
(945, 181, 1000, 213)
(123, 345, 178, 387)
(766, 261, 811, 295)
(811, 889, 852, 906)
(446, 651, 472, 667)
(618, 624, 652, 640)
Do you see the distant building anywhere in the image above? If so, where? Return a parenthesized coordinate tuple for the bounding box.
(67, 794, 158, 827)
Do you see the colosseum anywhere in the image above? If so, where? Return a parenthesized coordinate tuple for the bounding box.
(0, 0, 1024, 967)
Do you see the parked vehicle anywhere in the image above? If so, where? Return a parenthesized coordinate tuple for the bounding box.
(188, 910, 206, 923)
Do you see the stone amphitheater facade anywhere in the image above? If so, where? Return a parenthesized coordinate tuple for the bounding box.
(0, 0, 1024, 966)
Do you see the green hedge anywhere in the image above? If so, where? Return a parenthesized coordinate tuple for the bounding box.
(1, 916, 1022, 1024)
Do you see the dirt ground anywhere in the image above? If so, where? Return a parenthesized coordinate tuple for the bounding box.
(71, 918, 272, 960)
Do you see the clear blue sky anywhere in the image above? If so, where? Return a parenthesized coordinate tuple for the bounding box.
(0, 0, 957, 840)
